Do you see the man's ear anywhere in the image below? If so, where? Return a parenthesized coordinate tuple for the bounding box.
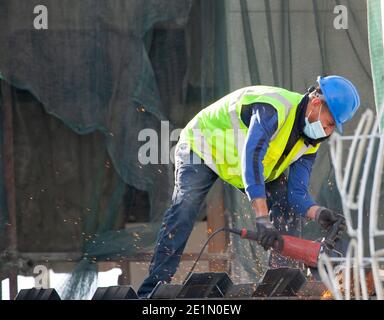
(312, 97, 322, 107)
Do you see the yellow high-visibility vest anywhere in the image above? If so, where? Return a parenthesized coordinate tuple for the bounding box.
(179, 86, 320, 189)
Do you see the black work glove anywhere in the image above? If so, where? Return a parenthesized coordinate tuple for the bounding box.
(315, 207, 346, 233)
(254, 216, 283, 251)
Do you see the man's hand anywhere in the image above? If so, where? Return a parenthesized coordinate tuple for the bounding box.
(315, 207, 346, 231)
(254, 216, 283, 251)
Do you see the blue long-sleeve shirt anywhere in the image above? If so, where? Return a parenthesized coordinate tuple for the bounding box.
(241, 103, 317, 216)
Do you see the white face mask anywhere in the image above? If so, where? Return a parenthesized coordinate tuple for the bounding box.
(303, 104, 327, 140)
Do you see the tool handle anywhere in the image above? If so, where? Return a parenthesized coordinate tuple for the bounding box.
(323, 216, 345, 249)
(238, 228, 321, 267)
(279, 235, 322, 267)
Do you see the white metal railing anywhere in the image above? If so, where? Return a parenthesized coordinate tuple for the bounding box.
(319, 104, 384, 300)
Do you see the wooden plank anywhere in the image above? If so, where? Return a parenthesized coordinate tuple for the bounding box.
(19, 251, 232, 263)
(1, 82, 18, 299)
(206, 180, 228, 272)
(117, 261, 131, 285)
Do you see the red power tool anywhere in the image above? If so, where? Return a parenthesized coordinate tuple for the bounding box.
(233, 217, 345, 268)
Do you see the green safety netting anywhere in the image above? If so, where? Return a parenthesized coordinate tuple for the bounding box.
(368, 0, 384, 130)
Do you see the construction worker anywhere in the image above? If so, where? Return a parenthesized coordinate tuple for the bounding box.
(137, 75, 360, 298)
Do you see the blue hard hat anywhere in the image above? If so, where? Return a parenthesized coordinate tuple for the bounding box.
(317, 75, 360, 133)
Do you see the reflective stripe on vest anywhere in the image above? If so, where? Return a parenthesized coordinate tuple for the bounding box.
(227, 90, 295, 161)
(289, 144, 313, 164)
(190, 119, 219, 174)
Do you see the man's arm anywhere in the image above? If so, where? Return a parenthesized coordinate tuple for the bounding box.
(241, 104, 278, 217)
(251, 198, 270, 218)
(287, 153, 318, 218)
(288, 154, 347, 233)
(241, 103, 285, 251)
